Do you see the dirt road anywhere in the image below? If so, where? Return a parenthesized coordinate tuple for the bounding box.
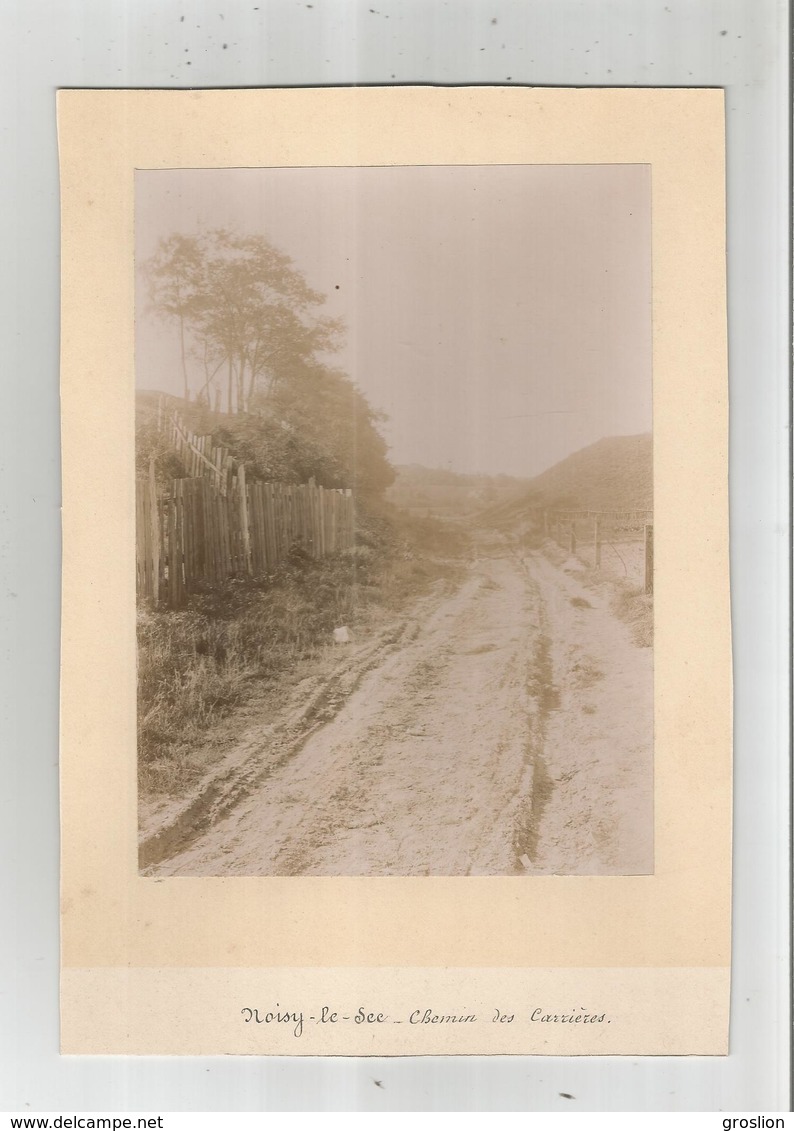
(146, 537, 653, 877)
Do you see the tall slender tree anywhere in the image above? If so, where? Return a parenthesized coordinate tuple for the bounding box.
(144, 227, 394, 497)
(144, 229, 342, 413)
(143, 234, 207, 402)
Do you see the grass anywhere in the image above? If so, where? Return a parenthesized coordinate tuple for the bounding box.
(138, 505, 469, 797)
(610, 585, 654, 648)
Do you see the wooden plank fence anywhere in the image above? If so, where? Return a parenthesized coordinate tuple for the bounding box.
(136, 403, 356, 606)
(168, 409, 235, 495)
(136, 469, 355, 607)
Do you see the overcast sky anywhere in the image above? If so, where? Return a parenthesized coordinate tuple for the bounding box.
(135, 164, 651, 479)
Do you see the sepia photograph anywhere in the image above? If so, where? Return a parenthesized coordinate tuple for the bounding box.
(135, 163, 654, 878)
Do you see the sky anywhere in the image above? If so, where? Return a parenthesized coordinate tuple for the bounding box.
(135, 164, 652, 479)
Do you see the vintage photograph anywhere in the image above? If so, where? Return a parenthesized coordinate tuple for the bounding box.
(135, 163, 653, 878)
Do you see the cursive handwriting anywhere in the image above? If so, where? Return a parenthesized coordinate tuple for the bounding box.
(240, 1004, 610, 1036)
(240, 1005, 304, 1037)
(530, 1007, 609, 1024)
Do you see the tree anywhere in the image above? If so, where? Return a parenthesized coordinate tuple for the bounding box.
(253, 361, 395, 496)
(143, 234, 206, 403)
(143, 227, 395, 498)
(144, 229, 343, 413)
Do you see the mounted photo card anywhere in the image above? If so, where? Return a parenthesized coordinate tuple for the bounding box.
(58, 86, 731, 1055)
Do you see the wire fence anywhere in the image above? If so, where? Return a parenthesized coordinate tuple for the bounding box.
(541, 509, 653, 593)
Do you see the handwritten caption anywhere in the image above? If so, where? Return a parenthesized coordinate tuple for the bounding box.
(240, 1004, 611, 1038)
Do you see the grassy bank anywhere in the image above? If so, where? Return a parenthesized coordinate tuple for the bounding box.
(536, 532, 653, 649)
(138, 505, 469, 797)
(609, 584, 653, 648)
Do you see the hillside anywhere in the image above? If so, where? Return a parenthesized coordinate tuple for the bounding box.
(385, 464, 533, 518)
(484, 434, 652, 522)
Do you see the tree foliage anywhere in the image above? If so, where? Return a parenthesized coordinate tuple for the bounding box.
(143, 229, 394, 497)
(144, 229, 343, 413)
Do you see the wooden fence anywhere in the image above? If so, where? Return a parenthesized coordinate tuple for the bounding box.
(167, 408, 237, 494)
(136, 462, 355, 607)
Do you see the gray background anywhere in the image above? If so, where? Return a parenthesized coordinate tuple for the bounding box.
(0, 0, 789, 1113)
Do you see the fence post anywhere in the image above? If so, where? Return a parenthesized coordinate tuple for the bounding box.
(644, 523, 654, 594)
(237, 463, 252, 575)
(167, 482, 184, 607)
(345, 488, 354, 550)
(148, 456, 160, 604)
(569, 522, 576, 555)
(593, 515, 601, 570)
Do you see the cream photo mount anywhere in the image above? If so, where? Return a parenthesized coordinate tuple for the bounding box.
(58, 86, 731, 1056)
